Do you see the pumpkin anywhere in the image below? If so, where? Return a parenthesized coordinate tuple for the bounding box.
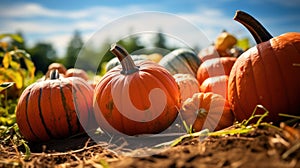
(146, 53, 163, 63)
(105, 54, 149, 72)
(173, 73, 200, 105)
(16, 70, 94, 142)
(47, 62, 67, 74)
(198, 45, 220, 63)
(197, 57, 236, 85)
(200, 75, 229, 100)
(159, 48, 201, 77)
(198, 31, 240, 63)
(93, 44, 180, 136)
(214, 30, 237, 54)
(65, 68, 89, 81)
(45, 62, 67, 79)
(228, 10, 300, 123)
(181, 92, 234, 132)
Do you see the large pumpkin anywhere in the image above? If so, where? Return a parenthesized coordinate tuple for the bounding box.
(173, 73, 200, 105)
(181, 92, 234, 132)
(197, 57, 236, 85)
(159, 48, 201, 77)
(93, 44, 180, 136)
(16, 70, 94, 142)
(228, 11, 300, 123)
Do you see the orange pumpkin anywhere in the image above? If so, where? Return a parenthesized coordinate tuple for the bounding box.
(197, 57, 236, 85)
(16, 70, 94, 142)
(228, 11, 300, 123)
(47, 62, 67, 74)
(93, 44, 180, 136)
(200, 75, 229, 100)
(173, 73, 200, 105)
(181, 92, 234, 132)
(45, 63, 66, 79)
(65, 68, 89, 81)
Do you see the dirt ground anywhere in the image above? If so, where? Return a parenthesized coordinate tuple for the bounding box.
(1, 122, 300, 168)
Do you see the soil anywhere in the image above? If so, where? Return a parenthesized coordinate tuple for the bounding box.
(1, 124, 300, 168)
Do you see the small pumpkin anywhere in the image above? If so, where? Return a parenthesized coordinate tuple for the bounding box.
(214, 30, 237, 53)
(45, 63, 67, 79)
(197, 57, 236, 85)
(65, 68, 89, 81)
(173, 73, 200, 105)
(181, 92, 234, 132)
(93, 44, 180, 136)
(16, 70, 94, 142)
(146, 53, 163, 63)
(159, 48, 201, 77)
(228, 10, 300, 123)
(47, 62, 67, 74)
(197, 45, 220, 63)
(200, 75, 229, 100)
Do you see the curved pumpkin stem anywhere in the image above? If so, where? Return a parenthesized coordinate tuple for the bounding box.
(110, 43, 139, 75)
(50, 69, 60, 80)
(234, 10, 273, 44)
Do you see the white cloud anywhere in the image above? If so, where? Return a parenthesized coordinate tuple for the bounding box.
(0, 2, 248, 57)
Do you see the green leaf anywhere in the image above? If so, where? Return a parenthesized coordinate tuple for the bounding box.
(10, 60, 21, 70)
(24, 58, 35, 78)
(236, 38, 251, 51)
(0, 82, 14, 92)
(0, 69, 23, 89)
(21, 140, 31, 161)
(2, 53, 11, 69)
(0, 34, 23, 43)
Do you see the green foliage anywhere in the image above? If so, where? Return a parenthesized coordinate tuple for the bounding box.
(28, 42, 56, 74)
(0, 33, 36, 127)
(64, 30, 84, 69)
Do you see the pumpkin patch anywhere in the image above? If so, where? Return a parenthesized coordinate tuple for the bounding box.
(1, 7, 300, 167)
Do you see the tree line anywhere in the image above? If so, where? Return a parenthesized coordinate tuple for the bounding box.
(10, 30, 179, 75)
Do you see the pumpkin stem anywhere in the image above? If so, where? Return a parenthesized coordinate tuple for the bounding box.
(110, 43, 139, 75)
(233, 10, 273, 43)
(50, 69, 60, 80)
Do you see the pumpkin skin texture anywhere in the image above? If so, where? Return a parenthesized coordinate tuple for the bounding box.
(200, 75, 229, 100)
(93, 44, 180, 136)
(65, 68, 89, 81)
(181, 92, 234, 132)
(16, 70, 94, 142)
(229, 11, 300, 123)
(198, 45, 220, 63)
(197, 57, 236, 85)
(173, 74, 200, 105)
(159, 48, 201, 77)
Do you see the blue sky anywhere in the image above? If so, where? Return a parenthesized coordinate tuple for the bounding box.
(0, 0, 299, 56)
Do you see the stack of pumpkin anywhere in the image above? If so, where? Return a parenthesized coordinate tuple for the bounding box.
(15, 10, 300, 142)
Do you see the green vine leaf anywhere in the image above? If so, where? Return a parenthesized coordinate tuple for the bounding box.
(2, 53, 11, 69)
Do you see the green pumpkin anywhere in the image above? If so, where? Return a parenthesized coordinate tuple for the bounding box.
(105, 55, 149, 72)
(159, 48, 201, 77)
